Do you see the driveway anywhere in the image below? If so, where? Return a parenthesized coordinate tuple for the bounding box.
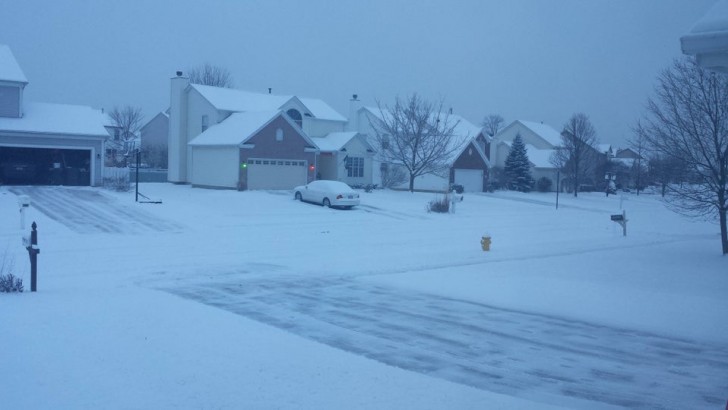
(159, 271, 728, 409)
(8, 186, 181, 234)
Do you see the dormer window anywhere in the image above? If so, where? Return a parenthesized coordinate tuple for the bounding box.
(286, 109, 302, 128)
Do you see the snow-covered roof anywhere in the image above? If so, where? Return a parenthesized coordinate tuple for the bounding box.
(312, 132, 359, 152)
(191, 84, 346, 122)
(681, 0, 728, 72)
(525, 144, 556, 168)
(597, 143, 612, 155)
(518, 121, 562, 147)
(189, 110, 281, 146)
(0, 45, 28, 84)
(0, 102, 108, 137)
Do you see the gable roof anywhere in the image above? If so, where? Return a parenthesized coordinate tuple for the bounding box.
(0, 102, 108, 137)
(454, 138, 490, 167)
(516, 120, 562, 147)
(497, 140, 555, 169)
(189, 110, 318, 148)
(312, 132, 358, 152)
(190, 84, 346, 121)
(0, 45, 28, 84)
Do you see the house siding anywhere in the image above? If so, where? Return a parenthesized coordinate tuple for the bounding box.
(450, 141, 488, 190)
(141, 112, 168, 148)
(238, 116, 317, 190)
(0, 85, 20, 118)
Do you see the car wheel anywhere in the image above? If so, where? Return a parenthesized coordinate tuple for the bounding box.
(323, 198, 331, 208)
(295, 192, 302, 201)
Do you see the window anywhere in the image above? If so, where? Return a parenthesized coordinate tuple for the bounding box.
(382, 134, 390, 150)
(346, 156, 364, 178)
(286, 109, 303, 128)
(276, 128, 283, 141)
(201, 115, 209, 132)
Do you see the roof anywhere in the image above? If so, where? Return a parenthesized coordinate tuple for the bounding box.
(517, 120, 562, 147)
(0, 45, 28, 84)
(312, 132, 359, 152)
(597, 143, 612, 155)
(498, 140, 555, 169)
(189, 110, 281, 146)
(0, 102, 108, 137)
(191, 84, 346, 121)
(681, 0, 728, 72)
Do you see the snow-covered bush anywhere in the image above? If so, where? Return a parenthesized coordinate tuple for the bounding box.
(0, 254, 22, 293)
(427, 195, 450, 213)
(0, 273, 23, 293)
(536, 177, 553, 192)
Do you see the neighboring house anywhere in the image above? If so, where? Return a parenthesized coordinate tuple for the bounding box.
(681, 0, 728, 72)
(351, 103, 486, 192)
(168, 72, 360, 190)
(490, 120, 561, 191)
(311, 131, 375, 185)
(140, 110, 169, 168)
(0, 44, 108, 186)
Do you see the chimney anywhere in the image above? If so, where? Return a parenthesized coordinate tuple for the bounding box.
(347, 93, 363, 132)
(168, 71, 190, 183)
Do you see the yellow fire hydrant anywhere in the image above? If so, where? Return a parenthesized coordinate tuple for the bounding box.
(481, 236, 492, 251)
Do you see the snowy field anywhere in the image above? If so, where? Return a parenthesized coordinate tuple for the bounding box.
(1, 183, 726, 409)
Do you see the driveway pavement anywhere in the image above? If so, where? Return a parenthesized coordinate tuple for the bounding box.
(160, 272, 728, 409)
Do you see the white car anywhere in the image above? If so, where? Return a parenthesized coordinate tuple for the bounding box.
(293, 180, 360, 209)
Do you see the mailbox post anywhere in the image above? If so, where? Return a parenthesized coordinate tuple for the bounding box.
(26, 222, 40, 292)
(611, 211, 627, 237)
(17, 195, 30, 229)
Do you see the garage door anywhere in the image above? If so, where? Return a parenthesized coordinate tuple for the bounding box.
(247, 158, 308, 190)
(454, 169, 483, 193)
(0, 146, 91, 186)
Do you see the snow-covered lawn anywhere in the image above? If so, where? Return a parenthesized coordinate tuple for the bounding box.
(1, 184, 726, 409)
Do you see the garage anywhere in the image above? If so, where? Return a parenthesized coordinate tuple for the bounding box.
(454, 169, 484, 193)
(0, 146, 92, 185)
(246, 158, 308, 190)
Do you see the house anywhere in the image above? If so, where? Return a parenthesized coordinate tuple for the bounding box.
(139, 110, 169, 168)
(490, 120, 561, 190)
(167, 72, 373, 190)
(351, 103, 487, 192)
(0, 44, 109, 186)
(681, 0, 728, 72)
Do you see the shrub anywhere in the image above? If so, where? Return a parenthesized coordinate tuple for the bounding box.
(450, 184, 464, 194)
(427, 194, 451, 213)
(536, 177, 553, 192)
(0, 273, 23, 293)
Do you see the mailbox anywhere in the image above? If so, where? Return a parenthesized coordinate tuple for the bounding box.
(17, 195, 30, 208)
(610, 214, 624, 221)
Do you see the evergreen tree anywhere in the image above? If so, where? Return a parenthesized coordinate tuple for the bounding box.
(504, 134, 534, 192)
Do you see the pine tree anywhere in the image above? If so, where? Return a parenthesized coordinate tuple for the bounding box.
(504, 134, 534, 192)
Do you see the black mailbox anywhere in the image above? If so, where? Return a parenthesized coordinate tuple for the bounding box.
(611, 214, 624, 221)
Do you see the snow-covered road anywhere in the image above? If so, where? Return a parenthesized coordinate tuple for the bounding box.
(159, 271, 728, 409)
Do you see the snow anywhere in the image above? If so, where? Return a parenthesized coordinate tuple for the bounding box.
(192, 84, 346, 121)
(525, 143, 555, 168)
(188, 110, 280, 146)
(518, 120, 562, 147)
(0, 102, 109, 137)
(0, 44, 28, 83)
(687, 0, 728, 35)
(311, 131, 358, 152)
(1, 184, 727, 409)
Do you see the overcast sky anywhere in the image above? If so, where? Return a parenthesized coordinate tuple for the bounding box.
(1, 0, 716, 146)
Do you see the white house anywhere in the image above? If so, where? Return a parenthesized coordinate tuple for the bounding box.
(167, 72, 377, 189)
(0, 44, 109, 186)
(681, 0, 728, 72)
(490, 120, 562, 190)
(350, 102, 487, 191)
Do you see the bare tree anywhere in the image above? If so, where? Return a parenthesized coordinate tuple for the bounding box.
(370, 94, 463, 192)
(481, 114, 505, 137)
(109, 105, 144, 166)
(627, 129, 649, 195)
(636, 57, 728, 254)
(550, 113, 599, 197)
(188, 63, 234, 88)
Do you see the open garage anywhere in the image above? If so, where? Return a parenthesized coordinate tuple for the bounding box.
(0, 146, 92, 185)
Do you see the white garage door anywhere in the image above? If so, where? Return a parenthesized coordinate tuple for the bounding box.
(454, 169, 483, 192)
(247, 158, 308, 190)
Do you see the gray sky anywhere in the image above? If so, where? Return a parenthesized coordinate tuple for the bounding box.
(0, 0, 716, 146)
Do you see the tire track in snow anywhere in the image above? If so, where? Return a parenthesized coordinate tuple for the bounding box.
(159, 274, 728, 409)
